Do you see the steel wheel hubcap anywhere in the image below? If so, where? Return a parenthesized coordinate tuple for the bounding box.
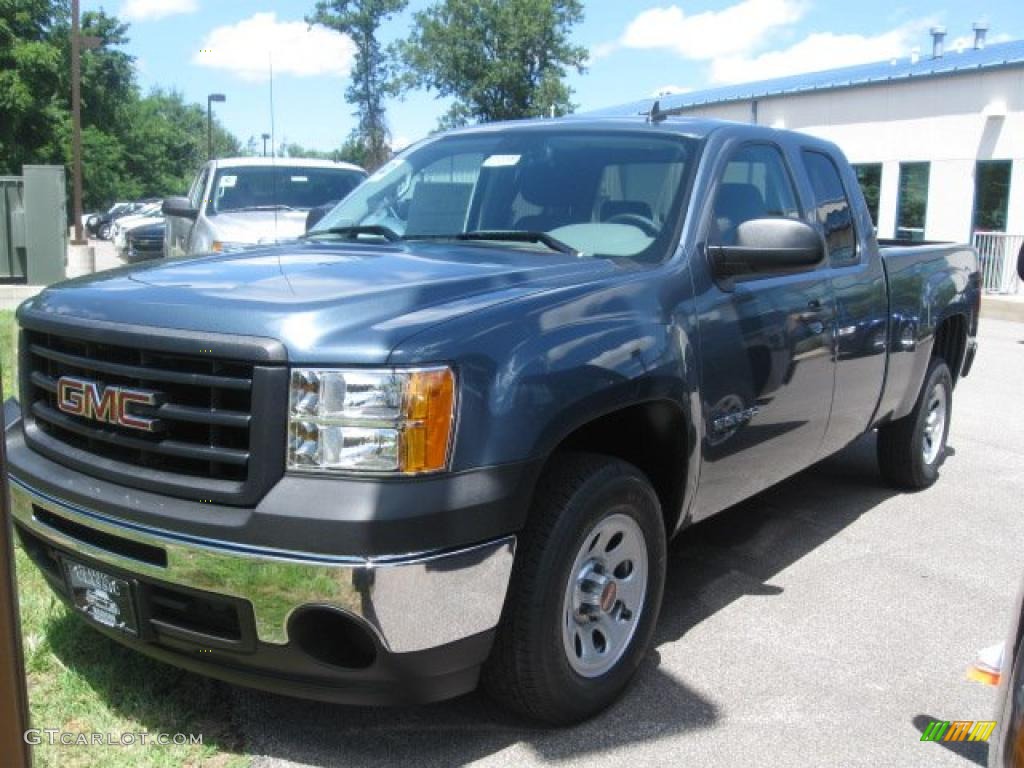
(922, 382, 947, 464)
(562, 512, 649, 678)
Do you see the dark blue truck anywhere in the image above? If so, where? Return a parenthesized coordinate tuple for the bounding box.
(6, 117, 979, 724)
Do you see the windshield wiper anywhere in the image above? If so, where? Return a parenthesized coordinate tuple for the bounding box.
(301, 225, 401, 242)
(409, 230, 580, 257)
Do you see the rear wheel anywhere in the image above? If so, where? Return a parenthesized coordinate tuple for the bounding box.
(877, 358, 952, 489)
(483, 453, 666, 725)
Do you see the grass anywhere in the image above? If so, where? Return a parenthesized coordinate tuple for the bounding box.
(1, 310, 249, 768)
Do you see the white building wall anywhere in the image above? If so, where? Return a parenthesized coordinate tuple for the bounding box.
(676, 64, 1024, 242)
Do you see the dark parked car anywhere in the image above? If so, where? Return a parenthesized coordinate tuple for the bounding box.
(124, 220, 165, 263)
(87, 200, 158, 240)
(8, 117, 980, 724)
(990, 584, 1024, 767)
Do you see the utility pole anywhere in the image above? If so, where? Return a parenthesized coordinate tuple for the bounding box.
(69, 0, 100, 245)
(70, 0, 84, 245)
(0, 386, 31, 767)
(207, 93, 226, 161)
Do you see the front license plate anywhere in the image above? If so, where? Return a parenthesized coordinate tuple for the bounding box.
(62, 558, 139, 636)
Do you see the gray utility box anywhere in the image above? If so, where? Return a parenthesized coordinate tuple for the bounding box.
(0, 166, 67, 285)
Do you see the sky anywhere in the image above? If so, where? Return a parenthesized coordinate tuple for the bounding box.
(90, 0, 1024, 154)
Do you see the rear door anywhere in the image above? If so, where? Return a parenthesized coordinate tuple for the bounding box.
(692, 142, 836, 518)
(800, 149, 888, 455)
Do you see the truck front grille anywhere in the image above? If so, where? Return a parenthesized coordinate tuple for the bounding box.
(22, 328, 288, 506)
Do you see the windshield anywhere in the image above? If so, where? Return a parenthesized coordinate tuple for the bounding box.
(209, 166, 366, 214)
(312, 130, 698, 261)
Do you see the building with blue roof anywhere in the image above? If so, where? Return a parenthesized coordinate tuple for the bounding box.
(594, 27, 1024, 289)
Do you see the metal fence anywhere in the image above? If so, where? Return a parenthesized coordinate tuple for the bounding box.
(973, 232, 1023, 295)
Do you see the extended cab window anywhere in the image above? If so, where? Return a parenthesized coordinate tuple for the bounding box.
(312, 130, 698, 262)
(711, 144, 800, 246)
(802, 150, 857, 265)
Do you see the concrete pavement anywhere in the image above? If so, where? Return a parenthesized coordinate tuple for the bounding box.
(229, 318, 1024, 768)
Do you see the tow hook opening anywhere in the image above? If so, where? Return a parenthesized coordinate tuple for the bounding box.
(288, 606, 378, 669)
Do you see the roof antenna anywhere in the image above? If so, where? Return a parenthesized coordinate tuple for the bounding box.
(647, 99, 668, 124)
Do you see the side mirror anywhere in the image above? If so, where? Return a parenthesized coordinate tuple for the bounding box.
(162, 196, 198, 221)
(709, 218, 824, 277)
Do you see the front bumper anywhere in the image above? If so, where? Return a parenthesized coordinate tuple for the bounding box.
(10, 476, 515, 703)
(10, 476, 515, 651)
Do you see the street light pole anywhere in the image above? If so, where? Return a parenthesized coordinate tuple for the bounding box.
(261, 133, 270, 158)
(207, 93, 226, 161)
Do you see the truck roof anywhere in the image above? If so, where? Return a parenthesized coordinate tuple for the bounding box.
(438, 115, 787, 142)
(211, 157, 366, 173)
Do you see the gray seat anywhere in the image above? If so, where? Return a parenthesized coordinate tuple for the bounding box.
(713, 183, 767, 244)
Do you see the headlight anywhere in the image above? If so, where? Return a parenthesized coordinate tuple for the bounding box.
(287, 366, 456, 474)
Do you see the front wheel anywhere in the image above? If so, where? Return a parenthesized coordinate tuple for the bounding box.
(877, 358, 953, 489)
(483, 453, 666, 724)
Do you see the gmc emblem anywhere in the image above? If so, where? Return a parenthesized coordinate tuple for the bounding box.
(56, 376, 162, 432)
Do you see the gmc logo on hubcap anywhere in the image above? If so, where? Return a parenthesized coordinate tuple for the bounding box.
(56, 376, 162, 432)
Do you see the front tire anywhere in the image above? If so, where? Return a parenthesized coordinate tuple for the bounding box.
(483, 453, 667, 725)
(877, 358, 953, 489)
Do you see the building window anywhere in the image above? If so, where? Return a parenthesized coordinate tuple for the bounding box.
(973, 160, 1012, 233)
(896, 162, 929, 241)
(852, 164, 882, 226)
(803, 151, 857, 265)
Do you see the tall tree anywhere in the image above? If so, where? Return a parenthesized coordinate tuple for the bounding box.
(400, 0, 587, 128)
(307, 0, 407, 170)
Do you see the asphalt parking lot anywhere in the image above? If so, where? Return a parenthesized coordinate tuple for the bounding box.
(143, 317, 1012, 765)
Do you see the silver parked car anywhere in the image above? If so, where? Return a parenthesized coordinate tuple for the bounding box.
(162, 157, 366, 258)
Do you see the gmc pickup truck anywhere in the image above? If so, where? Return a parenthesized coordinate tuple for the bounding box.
(6, 118, 979, 725)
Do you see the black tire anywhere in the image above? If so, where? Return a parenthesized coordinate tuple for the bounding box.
(99, 223, 111, 240)
(482, 453, 667, 725)
(877, 358, 953, 490)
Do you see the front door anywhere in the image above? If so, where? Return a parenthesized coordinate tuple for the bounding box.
(692, 142, 836, 518)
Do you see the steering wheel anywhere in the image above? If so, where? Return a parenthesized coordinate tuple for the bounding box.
(606, 213, 660, 237)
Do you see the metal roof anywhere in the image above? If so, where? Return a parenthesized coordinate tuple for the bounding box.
(590, 38, 1024, 117)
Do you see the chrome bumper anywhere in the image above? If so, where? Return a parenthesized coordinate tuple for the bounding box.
(9, 477, 516, 653)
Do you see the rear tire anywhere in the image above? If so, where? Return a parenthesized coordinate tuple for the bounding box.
(877, 358, 952, 490)
(482, 453, 667, 725)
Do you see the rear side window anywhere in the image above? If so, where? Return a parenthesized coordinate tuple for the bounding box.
(802, 150, 857, 265)
(711, 144, 800, 246)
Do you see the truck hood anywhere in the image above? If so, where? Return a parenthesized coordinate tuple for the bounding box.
(23, 242, 616, 363)
(207, 210, 310, 244)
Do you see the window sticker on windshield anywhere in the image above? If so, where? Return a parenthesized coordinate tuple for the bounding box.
(483, 154, 521, 168)
(220, 175, 237, 188)
(290, 176, 309, 183)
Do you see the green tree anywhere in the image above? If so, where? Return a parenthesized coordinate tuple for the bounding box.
(307, 0, 407, 170)
(400, 0, 587, 128)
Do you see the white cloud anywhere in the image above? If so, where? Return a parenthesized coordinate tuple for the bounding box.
(194, 13, 356, 82)
(621, 0, 806, 60)
(651, 85, 693, 97)
(709, 21, 931, 83)
(120, 0, 197, 22)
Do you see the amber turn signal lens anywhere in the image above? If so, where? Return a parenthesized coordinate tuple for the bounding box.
(401, 368, 455, 473)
